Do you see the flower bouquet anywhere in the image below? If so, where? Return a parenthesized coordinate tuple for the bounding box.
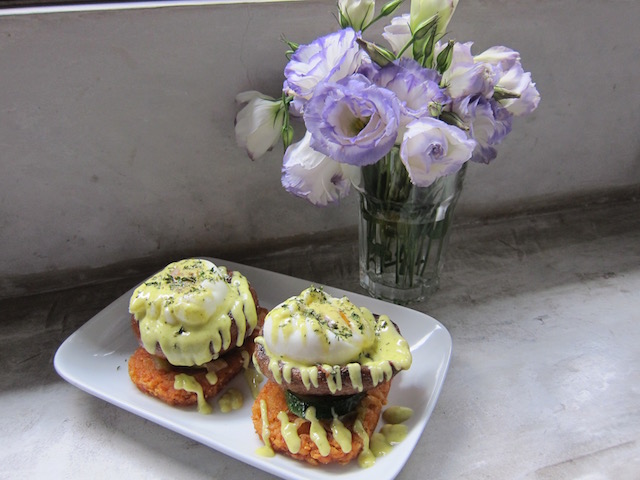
(235, 0, 540, 303)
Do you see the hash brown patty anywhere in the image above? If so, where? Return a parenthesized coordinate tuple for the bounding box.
(251, 380, 391, 465)
(128, 346, 247, 406)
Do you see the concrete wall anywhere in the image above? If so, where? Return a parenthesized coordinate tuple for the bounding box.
(1, 0, 639, 287)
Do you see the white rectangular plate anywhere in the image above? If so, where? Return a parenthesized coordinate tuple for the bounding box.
(54, 257, 452, 480)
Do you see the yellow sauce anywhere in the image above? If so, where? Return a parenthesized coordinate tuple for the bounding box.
(380, 424, 408, 444)
(369, 432, 392, 457)
(305, 407, 330, 457)
(173, 373, 212, 415)
(299, 365, 319, 390)
(256, 287, 412, 394)
(266, 287, 375, 355)
(330, 416, 352, 453)
(353, 418, 375, 468)
(205, 371, 218, 385)
(347, 363, 363, 392)
(282, 364, 293, 384)
(243, 366, 263, 399)
(323, 364, 342, 394)
(129, 259, 257, 367)
(256, 399, 275, 457)
(278, 411, 301, 454)
(218, 388, 243, 413)
(383, 406, 414, 424)
(241, 350, 251, 369)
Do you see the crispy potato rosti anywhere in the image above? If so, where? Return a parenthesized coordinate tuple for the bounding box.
(251, 380, 391, 465)
(128, 346, 247, 407)
(128, 305, 266, 408)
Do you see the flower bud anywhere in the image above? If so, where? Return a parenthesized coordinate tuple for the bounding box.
(410, 0, 458, 41)
(338, 0, 376, 31)
(435, 40, 454, 74)
(282, 123, 294, 150)
(380, 0, 405, 17)
(357, 38, 396, 66)
(235, 91, 285, 161)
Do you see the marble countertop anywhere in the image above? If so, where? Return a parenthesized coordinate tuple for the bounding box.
(2, 200, 639, 479)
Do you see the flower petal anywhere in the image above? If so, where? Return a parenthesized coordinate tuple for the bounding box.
(281, 132, 361, 206)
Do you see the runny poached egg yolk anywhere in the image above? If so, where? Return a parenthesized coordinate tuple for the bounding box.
(262, 286, 376, 365)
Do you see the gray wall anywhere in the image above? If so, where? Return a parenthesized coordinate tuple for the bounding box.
(1, 0, 639, 287)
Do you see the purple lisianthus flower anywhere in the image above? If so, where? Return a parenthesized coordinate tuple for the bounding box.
(474, 46, 540, 116)
(452, 95, 513, 163)
(400, 117, 476, 187)
(442, 42, 497, 100)
(452, 95, 513, 164)
(374, 58, 449, 137)
(493, 63, 540, 116)
(283, 28, 366, 115)
(281, 131, 361, 206)
(474, 46, 520, 72)
(303, 74, 400, 166)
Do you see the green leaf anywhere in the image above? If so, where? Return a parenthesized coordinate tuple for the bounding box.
(281, 34, 299, 59)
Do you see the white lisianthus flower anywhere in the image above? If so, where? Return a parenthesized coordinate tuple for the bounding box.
(339, 0, 375, 31)
(474, 46, 520, 72)
(382, 14, 412, 57)
(441, 42, 496, 99)
(410, 0, 458, 40)
(494, 64, 540, 116)
(281, 131, 361, 206)
(235, 91, 284, 161)
(475, 46, 540, 116)
(400, 116, 476, 187)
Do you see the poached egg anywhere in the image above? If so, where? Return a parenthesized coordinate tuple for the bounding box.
(261, 286, 377, 366)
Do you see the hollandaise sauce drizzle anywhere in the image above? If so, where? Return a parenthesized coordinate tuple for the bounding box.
(218, 388, 243, 413)
(305, 407, 330, 457)
(257, 287, 411, 394)
(369, 432, 392, 457)
(300, 366, 319, 390)
(129, 259, 258, 367)
(244, 367, 263, 400)
(173, 374, 212, 415)
(367, 405, 413, 462)
(330, 415, 352, 453)
(382, 405, 414, 424)
(257, 399, 275, 457)
(277, 411, 301, 454)
(353, 418, 375, 468)
(241, 350, 251, 369)
(380, 424, 408, 444)
(205, 371, 218, 385)
(323, 365, 342, 394)
(347, 363, 363, 392)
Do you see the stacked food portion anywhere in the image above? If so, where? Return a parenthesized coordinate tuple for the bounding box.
(251, 286, 412, 466)
(127, 258, 266, 414)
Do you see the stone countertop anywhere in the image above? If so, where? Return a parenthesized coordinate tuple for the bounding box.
(2, 200, 639, 479)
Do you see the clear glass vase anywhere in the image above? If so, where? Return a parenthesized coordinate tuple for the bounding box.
(358, 147, 466, 304)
